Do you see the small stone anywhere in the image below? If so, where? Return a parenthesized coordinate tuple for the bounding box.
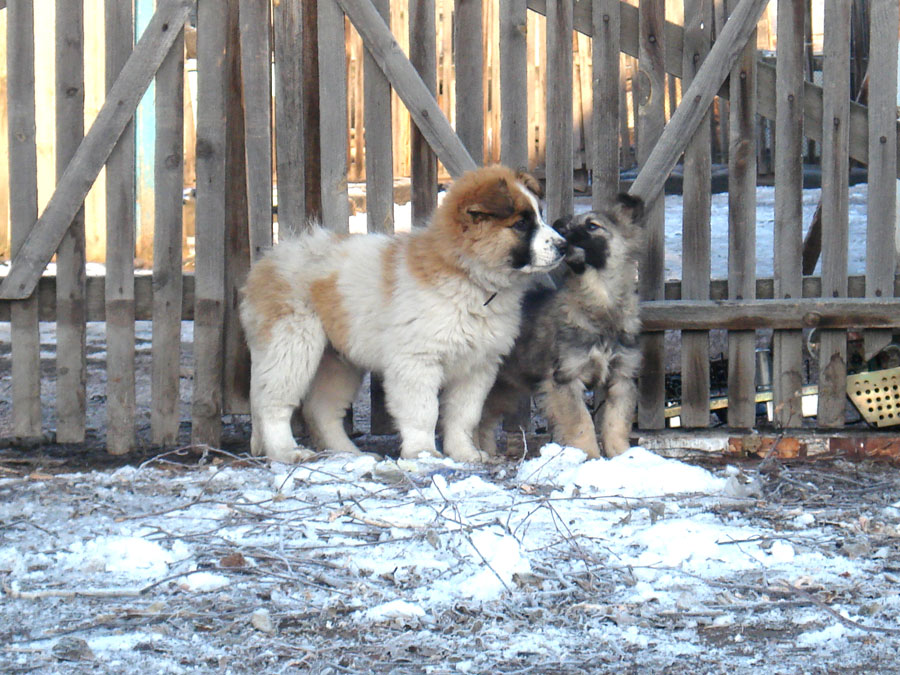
(251, 608, 275, 634)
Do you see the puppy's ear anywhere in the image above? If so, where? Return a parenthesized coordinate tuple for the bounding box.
(552, 214, 574, 237)
(516, 171, 543, 199)
(465, 178, 515, 222)
(614, 193, 645, 225)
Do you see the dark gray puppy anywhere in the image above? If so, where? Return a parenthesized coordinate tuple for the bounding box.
(478, 193, 646, 458)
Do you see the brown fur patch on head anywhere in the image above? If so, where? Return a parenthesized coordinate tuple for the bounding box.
(428, 165, 544, 271)
(309, 273, 351, 354)
(242, 258, 296, 343)
(516, 170, 543, 198)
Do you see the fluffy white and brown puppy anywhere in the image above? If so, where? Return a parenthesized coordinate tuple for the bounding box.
(240, 165, 566, 463)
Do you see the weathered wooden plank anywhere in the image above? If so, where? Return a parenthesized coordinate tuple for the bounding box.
(863, 0, 898, 361)
(0, 0, 194, 301)
(302, 0, 322, 224)
(627, 0, 770, 207)
(365, 0, 394, 434)
(817, 0, 851, 428)
(7, 1, 42, 438)
(725, 0, 757, 429)
(636, 0, 666, 430)
(409, 0, 438, 227)
(640, 298, 900, 331)
(544, 0, 573, 227)
(318, 0, 350, 232)
(679, 0, 711, 428)
(105, 0, 137, 453)
(192, 0, 229, 447)
(4, 272, 900, 324)
(151, 14, 184, 446)
(55, 0, 87, 443)
(592, 0, 620, 206)
(500, 0, 527, 171)
(336, 0, 476, 177)
(273, 0, 307, 236)
(0, 12, 8, 263)
(223, 0, 251, 416)
(772, 0, 805, 428)
(240, 0, 273, 257)
(455, 0, 483, 161)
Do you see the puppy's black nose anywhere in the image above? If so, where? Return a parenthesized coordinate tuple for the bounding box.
(555, 239, 568, 255)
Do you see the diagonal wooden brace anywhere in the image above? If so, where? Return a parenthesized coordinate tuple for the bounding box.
(333, 0, 477, 178)
(627, 0, 771, 207)
(0, 0, 194, 301)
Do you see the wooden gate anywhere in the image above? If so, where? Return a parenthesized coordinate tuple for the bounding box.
(2, 0, 900, 455)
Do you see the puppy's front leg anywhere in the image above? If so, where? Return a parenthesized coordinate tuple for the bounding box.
(384, 365, 443, 459)
(441, 367, 495, 463)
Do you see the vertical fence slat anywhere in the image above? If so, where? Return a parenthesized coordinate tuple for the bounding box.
(680, 0, 711, 428)
(500, 0, 527, 171)
(192, 0, 229, 446)
(365, 0, 394, 434)
(637, 0, 665, 430)
(302, 0, 323, 223)
(592, 0, 620, 206)
(545, 0, 573, 226)
(817, 0, 851, 428)
(318, 0, 350, 232)
(151, 14, 184, 446)
(274, 0, 307, 236)
(772, 0, 805, 428)
(8, 1, 42, 439)
(864, 0, 899, 360)
(500, 0, 530, 436)
(55, 1, 87, 443)
(455, 0, 483, 162)
(240, 0, 273, 259)
(409, 0, 437, 227)
(725, 0, 757, 429)
(223, 0, 251, 416)
(105, 0, 137, 453)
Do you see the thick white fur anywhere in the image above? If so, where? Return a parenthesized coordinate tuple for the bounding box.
(240, 168, 564, 463)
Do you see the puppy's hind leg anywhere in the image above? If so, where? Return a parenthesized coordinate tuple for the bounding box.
(249, 318, 328, 463)
(539, 379, 602, 459)
(303, 348, 364, 455)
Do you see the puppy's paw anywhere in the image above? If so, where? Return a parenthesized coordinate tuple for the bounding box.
(267, 446, 316, 464)
(400, 446, 442, 460)
(602, 439, 631, 458)
(443, 442, 491, 464)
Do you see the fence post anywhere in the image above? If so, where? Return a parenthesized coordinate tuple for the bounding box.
(725, 0, 758, 429)
(7, 1, 42, 439)
(151, 6, 185, 446)
(680, 0, 712, 428)
(192, 0, 230, 447)
(772, 0, 805, 428)
(106, 0, 138, 453)
(55, 0, 87, 444)
(636, 0, 666, 430)
(409, 0, 438, 227)
(817, 0, 852, 428)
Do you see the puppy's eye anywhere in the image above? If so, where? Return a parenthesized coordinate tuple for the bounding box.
(587, 221, 606, 233)
(511, 219, 530, 232)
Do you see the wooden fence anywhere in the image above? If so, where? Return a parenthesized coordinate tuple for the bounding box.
(2, 0, 900, 455)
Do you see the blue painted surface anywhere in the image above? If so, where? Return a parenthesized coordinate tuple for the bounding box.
(135, 0, 156, 257)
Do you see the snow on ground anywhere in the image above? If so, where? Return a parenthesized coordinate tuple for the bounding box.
(3, 445, 900, 673)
